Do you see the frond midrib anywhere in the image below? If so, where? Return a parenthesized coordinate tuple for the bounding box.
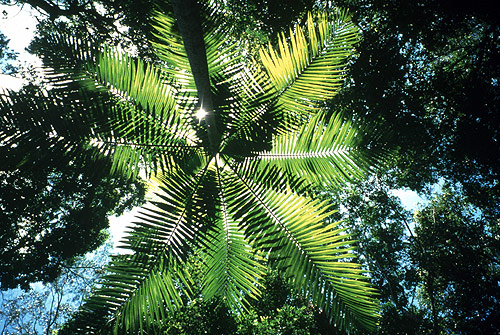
(258, 147, 356, 159)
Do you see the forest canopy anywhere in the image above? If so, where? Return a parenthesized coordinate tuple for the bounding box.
(0, 0, 499, 334)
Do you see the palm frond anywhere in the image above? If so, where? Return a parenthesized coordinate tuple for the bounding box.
(0, 87, 112, 171)
(68, 253, 192, 335)
(20, 4, 387, 333)
(151, 10, 196, 94)
(259, 10, 359, 116)
(111, 256, 192, 334)
(68, 164, 217, 334)
(31, 28, 101, 90)
(28, 29, 205, 178)
(127, 161, 216, 260)
(199, 166, 266, 311)
(96, 48, 178, 120)
(220, 89, 283, 158)
(256, 112, 390, 189)
(92, 49, 203, 177)
(224, 158, 379, 330)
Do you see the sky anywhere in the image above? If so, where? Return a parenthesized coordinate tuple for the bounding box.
(0, 4, 40, 90)
(108, 207, 141, 253)
(391, 188, 424, 210)
(0, 5, 38, 50)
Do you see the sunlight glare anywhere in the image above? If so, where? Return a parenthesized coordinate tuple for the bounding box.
(195, 107, 207, 120)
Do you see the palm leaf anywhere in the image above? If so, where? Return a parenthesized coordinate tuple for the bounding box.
(259, 10, 359, 116)
(0, 87, 114, 172)
(224, 157, 379, 330)
(111, 256, 192, 334)
(128, 161, 216, 260)
(257, 112, 390, 189)
(92, 48, 203, 177)
(68, 253, 192, 335)
(29, 29, 205, 178)
(68, 164, 217, 334)
(151, 10, 196, 94)
(199, 170, 266, 311)
(200, 223, 265, 312)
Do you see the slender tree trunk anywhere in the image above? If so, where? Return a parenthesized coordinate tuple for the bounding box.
(428, 209, 439, 335)
(171, 0, 220, 155)
(427, 274, 439, 335)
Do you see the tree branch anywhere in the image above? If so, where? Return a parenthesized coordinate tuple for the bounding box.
(23, 0, 116, 36)
(25, 0, 78, 18)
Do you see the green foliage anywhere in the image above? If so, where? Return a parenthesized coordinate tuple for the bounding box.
(0, 81, 146, 289)
(224, 0, 316, 41)
(412, 185, 500, 334)
(331, 176, 426, 334)
(1, 1, 392, 333)
(236, 272, 332, 335)
(329, 0, 500, 201)
(238, 306, 319, 335)
(0, 31, 17, 74)
(334, 177, 416, 308)
(4, 1, 499, 334)
(333, 177, 500, 334)
(132, 272, 336, 335)
(152, 298, 237, 335)
(0, 123, 145, 289)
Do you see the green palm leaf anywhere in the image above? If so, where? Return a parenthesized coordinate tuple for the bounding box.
(111, 256, 192, 334)
(224, 157, 379, 329)
(199, 171, 266, 310)
(257, 112, 390, 188)
(70, 253, 193, 334)
(151, 10, 196, 93)
(27, 30, 204, 178)
(152, 7, 291, 154)
(68, 166, 216, 334)
(260, 10, 359, 116)
(0, 87, 115, 171)
(92, 49, 202, 177)
(128, 162, 215, 259)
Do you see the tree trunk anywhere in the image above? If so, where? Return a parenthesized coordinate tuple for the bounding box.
(171, 0, 220, 155)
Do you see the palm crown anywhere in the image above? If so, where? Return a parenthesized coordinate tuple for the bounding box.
(1, 0, 390, 333)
